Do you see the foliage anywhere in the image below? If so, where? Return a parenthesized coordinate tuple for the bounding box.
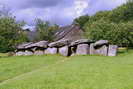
(0, 5, 28, 52)
(0, 17, 28, 52)
(74, 15, 90, 28)
(84, 19, 133, 47)
(110, 1, 133, 23)
(75, 1, 133, 47)
(35, 18, 59, 42)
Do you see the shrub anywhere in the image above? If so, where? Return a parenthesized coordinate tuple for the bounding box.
(0, 17, 28, 52)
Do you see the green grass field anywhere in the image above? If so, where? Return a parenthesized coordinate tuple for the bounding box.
(0, 50, 133, 89)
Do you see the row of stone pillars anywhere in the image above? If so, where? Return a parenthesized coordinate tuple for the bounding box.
(15, 40, 118, 56)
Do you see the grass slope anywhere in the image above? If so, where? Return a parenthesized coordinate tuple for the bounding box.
(0, 55, 62, 83)
(0, 50, 133, 89)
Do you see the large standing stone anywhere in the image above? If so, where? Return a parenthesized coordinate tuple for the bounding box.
(34, 50, 44, 55)
(76, 44, 89, 55)
(59, 46, 69, 56)
(90, 43, 108, 56)
(8, 52, 15, 56)
(15, 51, 25, 56)
(90, 43, 95, 55)
(96, 45, 108, 56)
(108, 45, 118, 56)
(45, 48, 58, 54)
(24, 50, 33, 56)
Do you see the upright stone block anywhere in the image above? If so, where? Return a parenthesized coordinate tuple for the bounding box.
(108, 45, 118, 56)
(34, 50, 44, 55)
(15, 51, 25, 56)
(24, 50, 33, 56)
(90, 43, 95, 55)
(45, 48, 58, 54)
(76, 44, 89, 55)
(96, 45, 108, 56)
(59, 46, 69, 56)
(90, 43, 108, 56)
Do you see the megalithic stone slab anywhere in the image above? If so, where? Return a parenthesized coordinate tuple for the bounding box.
(90, 43, 108, 56)
(96, 45, 108, 56)
(59, 46, 69, 56)
(76, 44, 89, 55)
(15, 51, 25, 56)
(94, 40, 109, 47)
(48, 39, 70, 48)
(34, 50, 44, 55)
(70, 39, 92, 47)
(24, 50, 33, 56)
(45, 48, 58, 54)
(108, 45, 118, 56)
(90, 43, 95, 55)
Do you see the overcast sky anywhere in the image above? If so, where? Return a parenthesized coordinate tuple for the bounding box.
(0, 0, 126, 26)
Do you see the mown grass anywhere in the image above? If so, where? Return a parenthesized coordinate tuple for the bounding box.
(0, 53, 8, 57)
(0, 50, 133, 89)
(0, 55, 62, 83)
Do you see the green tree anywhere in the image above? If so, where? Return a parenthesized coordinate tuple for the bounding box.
(74, 1, 133, 47)
(110, 1, 133, 22)
(0, 17, 28, 52)
(84, 19, 133, 47)
(74, 15, 90, 28)
(35, 18, 58, 41)
(0, 5, 28, 52)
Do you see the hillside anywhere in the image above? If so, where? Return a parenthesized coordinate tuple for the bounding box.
(0, 50, 133, 89)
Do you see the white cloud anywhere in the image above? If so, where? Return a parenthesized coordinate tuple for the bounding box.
(87, 0, 126, 15)
(74, 0, 89, 17)
(0, 0, 127, 26)
(13, 5, 77, 26)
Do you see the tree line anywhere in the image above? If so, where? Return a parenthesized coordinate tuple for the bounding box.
(74, 0, 133, 47)
(0, 5, 59, 52)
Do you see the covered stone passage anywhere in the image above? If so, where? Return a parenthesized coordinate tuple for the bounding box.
(15, 25, 118, 57)
(15, 39, 118, 57)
